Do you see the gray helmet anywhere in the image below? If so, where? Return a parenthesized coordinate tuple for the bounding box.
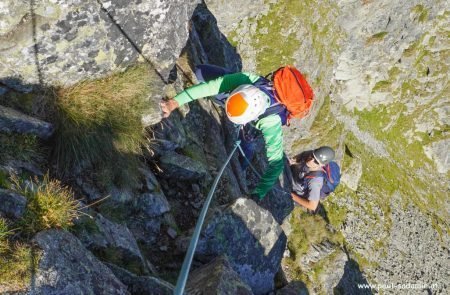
(313, 146, 335, 165)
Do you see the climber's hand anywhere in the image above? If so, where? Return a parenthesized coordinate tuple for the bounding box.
(160, 99, 179, 118)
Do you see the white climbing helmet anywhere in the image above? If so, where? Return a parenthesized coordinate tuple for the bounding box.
(225, 84, 271, 125)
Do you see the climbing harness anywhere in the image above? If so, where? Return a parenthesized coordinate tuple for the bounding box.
(174, 140, 241, 295)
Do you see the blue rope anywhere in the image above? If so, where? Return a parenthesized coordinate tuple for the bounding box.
(174, 140, 241, 295)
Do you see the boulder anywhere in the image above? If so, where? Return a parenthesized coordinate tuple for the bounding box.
(424, 139, 449, 174)
(126, 215, 162, 246)
(75, 214, 149, 275)
(186, 256, 253, 295)
(135, 192, 170, 218)
(317, 250, 348, 293)
(299, 241, 337, 272)
(139, 167, 160, 192)
(0, 106, 54, 139)
(340, 157, 363, 191)
(159, 151, 208, 181)
(196, 198, 287, 294)
(0, 188, 27, 220)
(34, 229, 128, 295)
(107, 263, 174, 295)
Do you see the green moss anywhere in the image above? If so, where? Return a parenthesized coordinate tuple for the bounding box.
(371, 80, 392, 93)
(98, 201, 130, 223)
(367, 31, 388, 44)
(253, 3, 297, 74)
(324, 189, 348, 229)
(284, 208, 345, 288)
(246, 0, 342, 74)
(412, 5, 429, 23)
(1, 219, 41, 291)
(0, 170, 11, 189)
(97, 247, 146, 275)
(226, 29, 239, 48)
(388, 66, 401, 80)
(347, 244, 378, 269)
(0, 243, 41, 291)
(71, 215, 100, 235)
(348, 103, 447, 231)
(181, 144, 208, 167)
(0, 92, 35, 115)
(403, 42, 419, 57)
(0, 133, 43, 164)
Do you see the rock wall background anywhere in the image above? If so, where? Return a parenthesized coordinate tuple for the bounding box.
(191, 0, 450, 293)
(0, 0, 448, 294)
(0, 0, 199, 88)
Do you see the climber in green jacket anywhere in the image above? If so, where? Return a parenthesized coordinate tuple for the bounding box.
(160, 64, 285, 200)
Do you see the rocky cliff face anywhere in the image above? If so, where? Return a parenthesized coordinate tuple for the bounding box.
(0, 0, 199, 87)
(206, 0, 448, 292)
(0, 0, 448, 294)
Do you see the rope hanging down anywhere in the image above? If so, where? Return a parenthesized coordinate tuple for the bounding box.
(174, 140, 241, 295)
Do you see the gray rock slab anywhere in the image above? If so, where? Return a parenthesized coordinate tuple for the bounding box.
(196, 198, 287, 295)
(0, 105, 54, 139)
(424, 139, 449, 174)
(186, 256, 253, 295)
(106, 263, 174, 295)
(34, 229, 128, 295)
(76, 214, 148, 275)
(158, 151, 208, 181)
(135, 192, 170, 218)
(0, 188, 27, 220)
(340, 157, 363, 191)
(0, 0, 201, 85)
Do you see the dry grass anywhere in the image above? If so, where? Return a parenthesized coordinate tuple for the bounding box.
(0, 218, 11, 253)
(0, 218, 40, 291)
(12, 174, 80, 235)
(52, 64, 152, 188)
(0, 174, 78, 290)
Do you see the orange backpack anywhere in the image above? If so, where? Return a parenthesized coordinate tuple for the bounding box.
(271, 66, 314, 123)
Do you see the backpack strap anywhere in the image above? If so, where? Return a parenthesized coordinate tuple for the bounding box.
(305, 170, 326, 179)
(252, 77, 288, 125)
(323, 164, 334, 184)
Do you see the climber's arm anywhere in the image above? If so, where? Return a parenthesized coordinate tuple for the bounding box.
(291, 192, 319, 211)
(173, 72, 260, 106)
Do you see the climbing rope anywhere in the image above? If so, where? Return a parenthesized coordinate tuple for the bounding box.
(174, 140, 241, 295)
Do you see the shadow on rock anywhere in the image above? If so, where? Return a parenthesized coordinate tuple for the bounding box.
(334, 252, 372, 295)
(276, 280, 309, 295)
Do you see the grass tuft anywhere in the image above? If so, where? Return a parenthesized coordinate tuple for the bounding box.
(12, 174, 80, 235)
(0, 218, 11, 253)
(0, 241, 40, 291)
(51, 64, 152, 188)
(0, 133, 43, 164)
